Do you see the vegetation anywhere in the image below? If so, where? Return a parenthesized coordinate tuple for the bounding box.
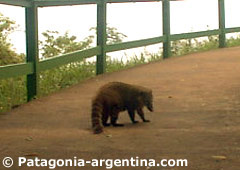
(0, 13, 24, 65)
(39, 30, 94, 59)
(1, 13, 240, 112)
(0, 13, 26, 111)
(227, 34, 240, 47)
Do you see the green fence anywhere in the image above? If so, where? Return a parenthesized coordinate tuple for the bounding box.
(0, 0, 240, 101)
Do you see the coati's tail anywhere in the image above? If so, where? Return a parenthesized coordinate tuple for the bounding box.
(91, 97, 104, 134)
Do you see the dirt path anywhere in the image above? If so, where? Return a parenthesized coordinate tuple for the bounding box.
(0, 47, 240, 170)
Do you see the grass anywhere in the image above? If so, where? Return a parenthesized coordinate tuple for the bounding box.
(171, 35, 219, 56)
(0, 76, 27, 111)
(1, 35, 240, 113)
(39, 61, 96, 97)
(227, 34, 240, 47)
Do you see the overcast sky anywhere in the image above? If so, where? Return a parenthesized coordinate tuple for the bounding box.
(0, 0, 239, 54)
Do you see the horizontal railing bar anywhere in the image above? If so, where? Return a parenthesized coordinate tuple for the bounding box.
(34, 0, 98, 7)
(170, 29, 221, 41)
(106, 36, 166, 53)
(0, 63, 33, 79)
(38, 47, 101, 72)
(225, 27, 240, 34)
(0, 0, 31, 7)
(107, 0, 183, 3)
(33, 0, 182, 7)
(107, 0, 161, 3)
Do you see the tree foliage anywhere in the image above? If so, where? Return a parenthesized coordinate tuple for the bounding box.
(40, 26, 127, 59)
(0, 13, 24, 65)
(90, 26, 127, 45)
(39, 30, 94, 59)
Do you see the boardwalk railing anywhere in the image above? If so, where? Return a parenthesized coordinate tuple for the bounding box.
(0, 0, 239, 101)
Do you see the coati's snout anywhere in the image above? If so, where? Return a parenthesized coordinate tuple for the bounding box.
(144, 91, 153, 112)
(144, 95, 153, 112)
(147, 104, 153, 112)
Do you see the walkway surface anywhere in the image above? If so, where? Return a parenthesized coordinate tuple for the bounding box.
(1, 47, 240, 170)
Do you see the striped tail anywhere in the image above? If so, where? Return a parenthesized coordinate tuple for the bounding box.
(91, 97, 104, 134)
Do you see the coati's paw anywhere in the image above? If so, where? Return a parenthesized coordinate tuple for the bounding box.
(93, 127, 103, 134)
(103, 123, 111, 127)
(132, 120, 139, 124)
(113, 123, 124, 127)
(143, 120, 150, 122)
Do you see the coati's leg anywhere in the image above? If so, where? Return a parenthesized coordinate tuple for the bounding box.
(110, 111, 124, 127)
(102, 112, 110, 127)
(128, 109, 138, 123)
(137, 108, 150, 122)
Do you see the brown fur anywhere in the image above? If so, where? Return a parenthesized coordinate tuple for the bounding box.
(91, 82, 153, 134)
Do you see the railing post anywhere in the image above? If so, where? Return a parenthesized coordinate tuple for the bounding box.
(96, 0, 107, 75)
(25, 3, 39, 101)
(162, 0, 171, 59)
(218, 0, 226, 48)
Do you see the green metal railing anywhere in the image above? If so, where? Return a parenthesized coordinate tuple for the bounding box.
(0, 0, 240, 101)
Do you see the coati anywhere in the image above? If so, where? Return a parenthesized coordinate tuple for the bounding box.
(91, 82, 153, 134)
